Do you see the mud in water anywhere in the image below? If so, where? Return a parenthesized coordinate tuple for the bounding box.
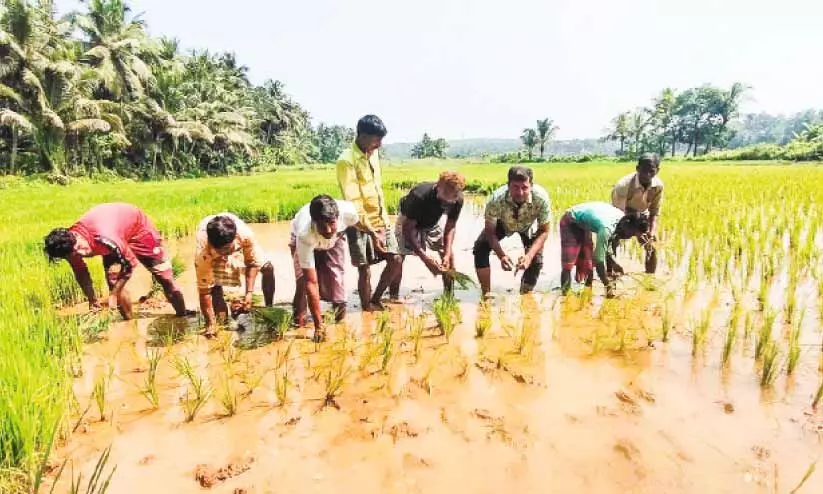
(49, 205, 823, 493)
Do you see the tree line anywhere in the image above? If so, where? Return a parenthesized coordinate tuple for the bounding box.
(603, 83, 748, 158)
(0, 0, 326, 178)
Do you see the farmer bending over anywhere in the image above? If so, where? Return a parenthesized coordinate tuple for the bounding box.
(559, 201, 649, 298)
(473, 166, 552, 296)
(43, 202, 190, 319)
(395, 171, 466, 295)
(195, 213, 274, 336)
(337, 114, 402, 310)
(612, 152, 663, 274)
(290, 195, 360, 342)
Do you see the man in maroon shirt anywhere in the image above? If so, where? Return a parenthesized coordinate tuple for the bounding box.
(44, 203, 190, 319)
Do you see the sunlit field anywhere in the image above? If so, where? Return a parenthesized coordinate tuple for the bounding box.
(3, 160, 823, 492)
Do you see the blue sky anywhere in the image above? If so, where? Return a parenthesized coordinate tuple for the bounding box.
(56, 0, 823, 143)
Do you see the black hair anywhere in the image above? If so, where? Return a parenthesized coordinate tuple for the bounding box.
(617, 211, 650, 235)
(637, 152, 661, 170)
(356, 114, 387, 137)
(507, 166, 533, 184)
(309, 194, 339, 223)
(44, 228, 75, 261)
(206, 215, 237, 249)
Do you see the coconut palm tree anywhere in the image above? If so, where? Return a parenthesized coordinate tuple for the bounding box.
(536, 118, 558, 158)
(71, 0, 155, 101)
(0, 108, 33, 173)
(521, 128, 537, 161)
(605, 112, 630, 156)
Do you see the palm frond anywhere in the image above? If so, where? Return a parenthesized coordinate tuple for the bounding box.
(0, 109, 34, 132)
(68, 118, 110, 133)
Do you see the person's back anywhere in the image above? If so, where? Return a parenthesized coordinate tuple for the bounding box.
(71, 203, 149, 248)
(568, 202, 623, 234)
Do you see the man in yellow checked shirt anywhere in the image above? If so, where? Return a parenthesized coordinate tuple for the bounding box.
(336, 115, 402, 311)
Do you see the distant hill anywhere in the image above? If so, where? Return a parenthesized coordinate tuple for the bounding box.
(383, 138, 618, 159)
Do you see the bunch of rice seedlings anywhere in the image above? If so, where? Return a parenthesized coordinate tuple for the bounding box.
(445, 269, 477, 290)
(139, 347, 163, 409)
(252, 307, 292, 341)
(760, 340, 781, 387)
(77, 312, 113, 343)
(173, 356, 212, 422)
(239, 364, 267, 398)
(786, 311, 804, 376)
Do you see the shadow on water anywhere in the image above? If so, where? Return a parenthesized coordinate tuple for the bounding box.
(147, 315, 200, 347)
(233, 306, 293, 350)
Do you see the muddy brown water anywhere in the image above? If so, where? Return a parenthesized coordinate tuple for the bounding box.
(49, 207, 823, 493)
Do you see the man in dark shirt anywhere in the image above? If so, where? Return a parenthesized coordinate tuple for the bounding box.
(394, 171, 466, 296)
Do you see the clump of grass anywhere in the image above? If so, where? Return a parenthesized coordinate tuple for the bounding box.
(786, 311, 804, 376)
(433, 293, 460, 342)
(139, 347, 163, 409)
(760, 340, 781, 387)
(173, 356, 212, 422)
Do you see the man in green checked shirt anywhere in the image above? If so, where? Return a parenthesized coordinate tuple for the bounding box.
(473, 166, 552, 297)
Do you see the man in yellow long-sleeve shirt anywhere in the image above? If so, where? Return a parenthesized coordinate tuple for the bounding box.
(337, 115, 401, 310)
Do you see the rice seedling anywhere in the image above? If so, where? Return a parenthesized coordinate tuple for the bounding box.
(173, 356, 212, 422)
(433, 293, 461, 342)
(215, 375, 239, 417)
(376, 313, 395, 374)
(721, 323, 737, 368)
(755, 310, 777, 360)
(786, 310, 804, 376)
(139, 347, 163, 409)
(415, 348, 444, 395)
(660, 298, 673, 343)
(67, 445, 117, 494)
(789, 461, 818, 494)
(273, 340, 295, 406)
(239, 365, 268, 398)
(76, 312, 113, 343)
(92, 366, 113, 422)
(760, 340, 781, 387)
(317, 346, 355, 409)
(813, 379, 823, 410)
(475, 303, 492, 339)
(408, 313, 426, 362)
(691, 308, 712, 357)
